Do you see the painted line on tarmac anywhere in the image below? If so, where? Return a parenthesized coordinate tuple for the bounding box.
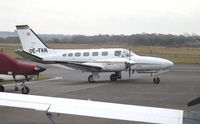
(3, 77, 63, 87)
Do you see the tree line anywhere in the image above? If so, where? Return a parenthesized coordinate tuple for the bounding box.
(1, 33, 200, 47)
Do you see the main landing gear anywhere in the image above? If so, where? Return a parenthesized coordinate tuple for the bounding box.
(88, 72, 99, 83)
(88, 72, 122, 83)
(110, 72, 121, 81)
(110, 74, 118, 81)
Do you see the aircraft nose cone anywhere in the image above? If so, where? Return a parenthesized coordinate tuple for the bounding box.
(34, 66, 46, 73)
(164, 59, 174, 68)
(168, 60, 174, 67)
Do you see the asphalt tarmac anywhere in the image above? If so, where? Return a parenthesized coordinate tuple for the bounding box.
(0, 64, 200, 124)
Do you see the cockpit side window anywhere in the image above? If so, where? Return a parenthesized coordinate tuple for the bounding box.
(114, 51, 121, 57)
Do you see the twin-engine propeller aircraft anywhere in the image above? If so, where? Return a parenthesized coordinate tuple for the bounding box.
(16, 25, 174, 83)
(0, 51, 46, 94)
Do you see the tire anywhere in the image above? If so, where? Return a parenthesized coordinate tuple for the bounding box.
(88, 75, 95, 83)
(110, 74, 117, 81)
(21, 86, 30, 94)
(153, 77, 160, 84)
(0, 85, 4, 92)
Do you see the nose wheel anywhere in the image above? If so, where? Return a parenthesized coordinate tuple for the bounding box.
(21, 82, 30, 94)
(153, 77, 160, 84)
(21, 86, 30, 94)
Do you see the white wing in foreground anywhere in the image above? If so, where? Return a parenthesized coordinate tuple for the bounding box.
(0, 92, 183, 124)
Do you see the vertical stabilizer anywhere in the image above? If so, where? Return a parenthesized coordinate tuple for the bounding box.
(16, 25, 54, 57)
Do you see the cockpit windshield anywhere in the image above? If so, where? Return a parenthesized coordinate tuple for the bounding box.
(114, 49, 135, 58)
(121, 50, 135, 58)
(114, 51, 122, 57)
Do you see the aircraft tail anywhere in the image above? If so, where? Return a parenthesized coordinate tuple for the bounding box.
(16, 25, 54, 58)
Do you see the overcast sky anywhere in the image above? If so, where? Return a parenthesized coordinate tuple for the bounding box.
(0, 0, 200, 35)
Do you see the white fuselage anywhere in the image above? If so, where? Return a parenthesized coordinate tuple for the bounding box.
(41, 48, 173, 72)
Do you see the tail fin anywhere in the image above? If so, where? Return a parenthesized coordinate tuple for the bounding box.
(16, 25, 54, 57)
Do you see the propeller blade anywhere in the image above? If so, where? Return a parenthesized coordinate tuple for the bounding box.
(129, 66, 131, 78)
(187, 97, 200, 107)
(126, 48, 134, 79)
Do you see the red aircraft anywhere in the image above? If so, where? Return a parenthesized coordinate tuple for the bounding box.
(0, 50, 46, 94)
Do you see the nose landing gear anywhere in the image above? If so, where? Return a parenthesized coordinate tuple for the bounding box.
(21, 82, 30, 94)
(153, 77, 160, 84)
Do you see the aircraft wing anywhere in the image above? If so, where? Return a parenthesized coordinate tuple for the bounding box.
(0, 92, 184, 124)
(57, 62, 103, 72)
(15, 50, 102, 71)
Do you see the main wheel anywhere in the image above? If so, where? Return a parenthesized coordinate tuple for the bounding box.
(21, 86, 30, 94)
(110, 74, 118, 81)
(153, 77, 160, 84)
(88, 75, 95, 83)
(0, 85, 4, 92)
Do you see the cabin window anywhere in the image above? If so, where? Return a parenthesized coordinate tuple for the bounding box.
(114, 51, 121, 56)
(92, 52, 98, 56)
(62, 53, 67, 57)
(102, 51, 108, 56)
(83, 52, 89, 56)
(68, 53, 73, 57)
(75, 52, 81, 57)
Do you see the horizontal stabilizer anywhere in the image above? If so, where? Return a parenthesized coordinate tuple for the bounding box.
(15, 49, 42, 61)
(15, 49, 53, 64)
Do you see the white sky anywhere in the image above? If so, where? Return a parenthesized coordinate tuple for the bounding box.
(0, 0, 200, 35)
